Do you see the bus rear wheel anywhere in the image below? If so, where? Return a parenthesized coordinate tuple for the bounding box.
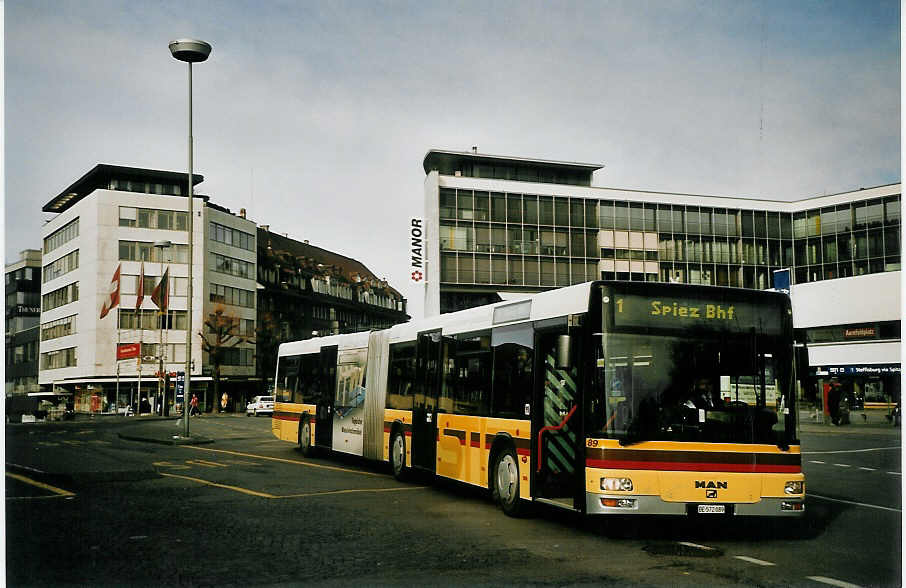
(390, 430, 407, 481)
(492, 447, 526, 517)
(298, 417, 313, 457)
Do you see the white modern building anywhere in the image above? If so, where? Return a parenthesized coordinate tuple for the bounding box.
(421, 149, 901, 406)
(38, 165, 257, 412)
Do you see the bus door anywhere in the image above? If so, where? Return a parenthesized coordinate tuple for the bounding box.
(532, 325, 583, 509)
(315, 345, 338, 448)
(412, 331, 443, 472)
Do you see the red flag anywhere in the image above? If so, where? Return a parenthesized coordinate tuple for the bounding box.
(99, 264, 121, 319)
(136, 261, 145, 310)
(151, 267, 169, 313)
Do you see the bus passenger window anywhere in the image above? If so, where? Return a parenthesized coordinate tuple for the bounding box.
(453, 334, 491, 416)
(387, 342, 416, 411)
(491, 344, 533, 419)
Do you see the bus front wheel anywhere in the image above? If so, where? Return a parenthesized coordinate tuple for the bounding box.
(390, 429, 407, 481)
(492, 447, 526, 517)
(298, 417, 313, 457)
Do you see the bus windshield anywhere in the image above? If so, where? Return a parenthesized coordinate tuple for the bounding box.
(588, 331, 795, 446)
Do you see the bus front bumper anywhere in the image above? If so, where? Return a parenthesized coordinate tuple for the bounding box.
(585, 493, 805, 516)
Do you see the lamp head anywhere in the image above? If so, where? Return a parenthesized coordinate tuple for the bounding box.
(169, 39, 212, 63)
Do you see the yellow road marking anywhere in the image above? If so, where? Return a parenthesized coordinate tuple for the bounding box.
(186, 459, 228, 468)
(5, 472, 75, 497)
(184, 446, 385, 477)
(158, 472, 276, 498)
(279, 486, 428, 499)
(158, 471, 427, 500)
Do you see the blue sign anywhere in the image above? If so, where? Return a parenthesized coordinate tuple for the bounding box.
(772, 268, 791, 292)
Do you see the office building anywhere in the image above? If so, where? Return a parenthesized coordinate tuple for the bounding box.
(6, 249, 42, 396)
(422, 149, 900, 406)
(39, 164, 257, 412)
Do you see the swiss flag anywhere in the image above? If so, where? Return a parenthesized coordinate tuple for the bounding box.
(99, 264, 121, 319)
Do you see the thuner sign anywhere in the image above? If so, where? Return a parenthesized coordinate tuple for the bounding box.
(410, 218, 425, 284)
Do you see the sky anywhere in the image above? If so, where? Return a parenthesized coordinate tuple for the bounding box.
(4, 0, 900, 319)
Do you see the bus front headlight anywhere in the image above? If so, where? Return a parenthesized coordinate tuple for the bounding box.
(784, 481, 804, 494)
(601, 477, 633, 491)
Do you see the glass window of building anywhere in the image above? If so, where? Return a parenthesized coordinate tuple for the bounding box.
(614, 202, 629, 230)
(539, 197, 554, 225)
(884, 196, 900, 224)
(522, 195, 537, 224)
(457, 191, 473, 220)
(741, 211, 754, 237)
(599, 201, 614, 229)
(474, 191, 489, 221)
(508, 257, 523, 285)
(571, 199, 584, 228)
(671, 206, 685, 233)
(585, 201, 598, 228)
(554, 198, 568, 226)
(492, 256, 506, 284)
(490, 193, 506, 222)
(508, 194, 522, 224)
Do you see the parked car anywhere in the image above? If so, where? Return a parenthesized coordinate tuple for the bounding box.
(246, 395, 274, 417)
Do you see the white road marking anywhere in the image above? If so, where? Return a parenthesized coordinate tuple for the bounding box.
(810, 460, 826, 464)
(806, 575, 863, 588)
(858, 467, 876, 471)
(677, 541, 715, 551)
(886, 471, 901, 476)
(807, 493, 901, 513)
(733, 555, 775, 566)
(802, 447, 900, 455)
(833, 463, 851, 468)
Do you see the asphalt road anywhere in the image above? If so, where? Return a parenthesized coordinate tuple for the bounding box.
(6, 415, 901, 587)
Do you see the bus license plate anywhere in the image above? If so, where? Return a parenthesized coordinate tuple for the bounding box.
(697, 504, 726, 514)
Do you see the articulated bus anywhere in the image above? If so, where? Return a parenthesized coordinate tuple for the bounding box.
(271, 281, 805, 517)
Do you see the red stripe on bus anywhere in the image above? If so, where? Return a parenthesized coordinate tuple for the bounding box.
(273, 414, 300, 422)
(470, 441, 481, 448)
(585, 459, 801, 473)
(516, 448, 531, 457)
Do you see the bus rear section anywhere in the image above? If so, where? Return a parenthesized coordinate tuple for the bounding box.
(581, 283, 805, 516)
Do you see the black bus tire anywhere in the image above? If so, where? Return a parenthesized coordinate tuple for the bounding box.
(298, 416, 313, 457)
(491, 446, 527, 517)
(390, 429, 407, 481)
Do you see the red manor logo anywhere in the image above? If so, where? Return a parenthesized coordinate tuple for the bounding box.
(410, 218, 424, 284)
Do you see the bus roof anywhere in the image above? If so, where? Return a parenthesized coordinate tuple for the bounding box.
(276, 281, 790, 357)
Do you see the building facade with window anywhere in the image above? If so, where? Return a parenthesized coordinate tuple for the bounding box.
(422, 149, 901, 407)
(38, 164, 257, 413)
(256, 226, 409, 391)
(6, 249, 42, 396)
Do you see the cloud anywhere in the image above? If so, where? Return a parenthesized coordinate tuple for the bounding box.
(5, 0, 899, 320)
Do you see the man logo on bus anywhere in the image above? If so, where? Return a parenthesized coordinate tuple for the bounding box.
(695, 480, 728, 489)
(411, 270, 423, 282)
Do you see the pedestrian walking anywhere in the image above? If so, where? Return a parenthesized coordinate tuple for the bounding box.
(221, 392, 228, 413)
(190, 393, 199, 416)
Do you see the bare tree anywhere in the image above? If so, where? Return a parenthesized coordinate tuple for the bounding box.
(199, 305, 250, 411)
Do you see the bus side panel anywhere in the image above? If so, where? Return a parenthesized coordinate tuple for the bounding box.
(272, 402, 317, 444)
(363, 331, 390, 462)
(484, 417, 533, 500)
(383, 408, 414, 467)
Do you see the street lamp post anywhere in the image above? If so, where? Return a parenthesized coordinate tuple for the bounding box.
(169, 38, 211, 437)
(153, 240, 171, 416)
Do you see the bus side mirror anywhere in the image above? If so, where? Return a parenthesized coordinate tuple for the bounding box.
(556, 335, 572, 370)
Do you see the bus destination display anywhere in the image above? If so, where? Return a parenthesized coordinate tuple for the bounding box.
(609, 294, 783, 335)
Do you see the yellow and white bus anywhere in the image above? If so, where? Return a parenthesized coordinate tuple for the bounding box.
(272, 281, 805, 517)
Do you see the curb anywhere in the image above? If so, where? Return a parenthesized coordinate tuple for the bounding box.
(117, 432, 215, 446)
